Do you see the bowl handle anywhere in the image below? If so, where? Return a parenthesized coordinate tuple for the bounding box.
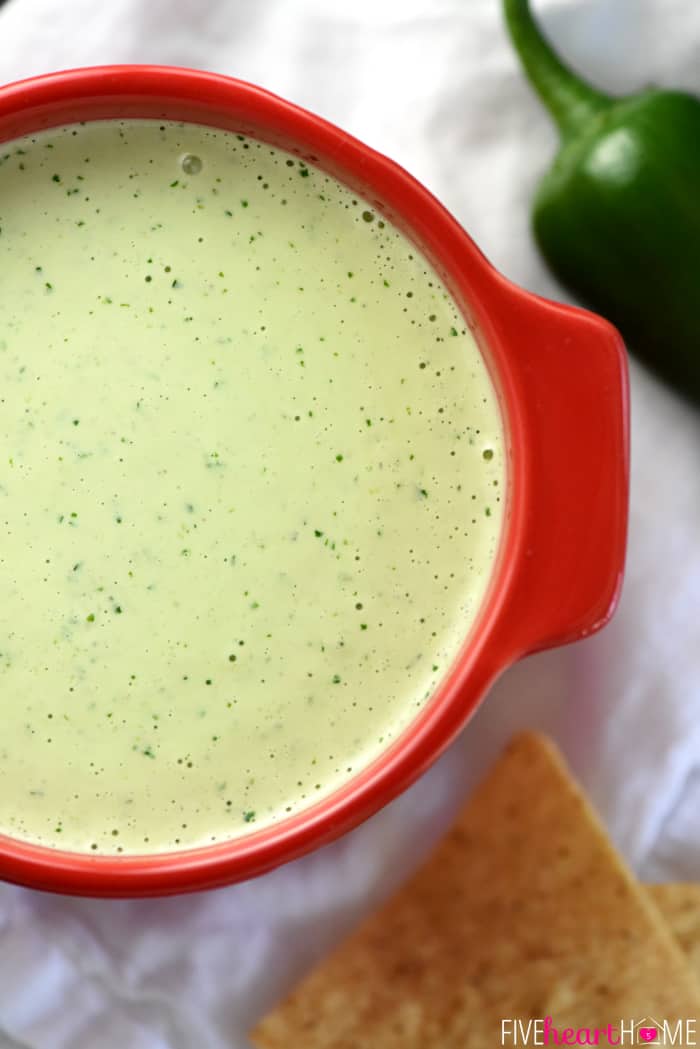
(482, 277, 629, 662)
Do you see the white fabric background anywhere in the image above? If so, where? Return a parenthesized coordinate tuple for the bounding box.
(0, 1, 698, 1046)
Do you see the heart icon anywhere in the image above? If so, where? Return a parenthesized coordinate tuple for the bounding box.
(639, 1030, 658, 1043)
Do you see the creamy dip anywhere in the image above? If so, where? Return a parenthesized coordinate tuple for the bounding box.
(0, 120, 504, 854)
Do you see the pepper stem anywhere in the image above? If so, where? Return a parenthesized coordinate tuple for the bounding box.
(503, 0, 612, 137)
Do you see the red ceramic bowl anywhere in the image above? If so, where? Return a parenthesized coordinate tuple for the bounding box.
(0, 66, 629, 896)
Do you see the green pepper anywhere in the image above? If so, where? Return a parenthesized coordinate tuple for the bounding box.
(503, 0, 700, 406)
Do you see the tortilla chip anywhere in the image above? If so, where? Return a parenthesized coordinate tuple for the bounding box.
(252, 732, 699, 1048)
(648, 884, 700, 982)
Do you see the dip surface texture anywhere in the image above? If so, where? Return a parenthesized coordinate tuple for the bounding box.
(0, 121, 503, 853)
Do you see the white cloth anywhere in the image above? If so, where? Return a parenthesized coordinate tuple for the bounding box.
(0, 1, 698, 1046)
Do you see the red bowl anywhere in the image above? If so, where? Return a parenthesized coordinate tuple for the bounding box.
(0, 66, 629, 896)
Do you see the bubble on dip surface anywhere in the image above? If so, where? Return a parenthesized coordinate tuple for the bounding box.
(0, 121, 504, 854)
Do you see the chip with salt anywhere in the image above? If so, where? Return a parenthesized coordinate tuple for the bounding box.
(648, 883, 700, 983)
(252, 732, 699, 1048)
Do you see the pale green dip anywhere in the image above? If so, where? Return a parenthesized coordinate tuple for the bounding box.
(0, 121, 504, 854)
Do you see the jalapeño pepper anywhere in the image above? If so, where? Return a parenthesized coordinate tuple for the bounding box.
(504, 0, 700, 406)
